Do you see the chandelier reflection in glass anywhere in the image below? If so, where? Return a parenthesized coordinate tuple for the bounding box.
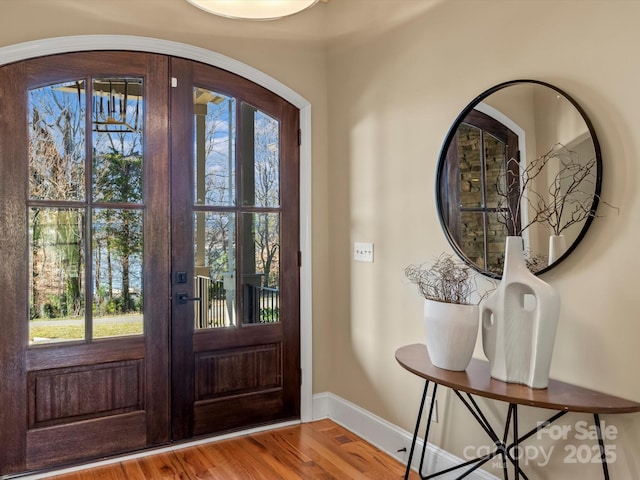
(93, 78, 143, 134)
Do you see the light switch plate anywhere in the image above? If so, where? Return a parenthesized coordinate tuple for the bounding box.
(354, 242, 374, 262)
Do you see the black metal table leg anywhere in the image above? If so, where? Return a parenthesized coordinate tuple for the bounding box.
(418, 384, 439, 476)
(405, 380, 430, 480)
(594, 414, 610, 480)
(513, 404, 519, 480)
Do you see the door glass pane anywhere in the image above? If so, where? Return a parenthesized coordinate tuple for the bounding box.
(487, 212, 509, 275)
(254, 110, 280, 208)
(93, 78, 143, 203)
(29, 208, 85, 344)
(194, 212, 236, 328)
(457, 123, 482, 208)
(484, 132, 506, 208)
(241, 212, 280, 325)
(92, 209, 143, 338)
(459, 211, 485, 271)
(28, 81, 86, 201)
(241, 104, 280, 207)
(194, 88, 236, 206)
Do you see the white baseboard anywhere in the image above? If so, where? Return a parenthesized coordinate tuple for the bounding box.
(313, 392, 499, 480)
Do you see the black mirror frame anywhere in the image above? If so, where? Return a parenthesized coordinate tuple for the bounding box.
(435, 79, 603, 278)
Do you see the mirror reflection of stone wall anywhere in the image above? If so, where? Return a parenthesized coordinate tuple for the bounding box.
(456, 123, 509, 273)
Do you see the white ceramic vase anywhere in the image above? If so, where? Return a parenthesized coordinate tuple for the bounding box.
(424, 298, 479, 371)
(481, 236, 561, 388)
(548, 234, 567, 265)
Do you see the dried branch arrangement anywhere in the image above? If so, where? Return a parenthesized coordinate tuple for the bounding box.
(534, 149, 618, 235)
(405, 254, 479, 305)
(495, 143, 616, 236)
(495, 149, 550, 236)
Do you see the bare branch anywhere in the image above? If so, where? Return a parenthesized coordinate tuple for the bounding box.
(494, 143, 615, 237)
(405, 254, 495, 305)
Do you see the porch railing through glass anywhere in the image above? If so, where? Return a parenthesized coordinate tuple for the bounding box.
(194, 276, 279, 328)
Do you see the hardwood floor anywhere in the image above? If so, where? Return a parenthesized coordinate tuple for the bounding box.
(49, 420, 419, 479)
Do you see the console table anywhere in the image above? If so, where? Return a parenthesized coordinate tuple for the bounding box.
(395, 343, 640, 480)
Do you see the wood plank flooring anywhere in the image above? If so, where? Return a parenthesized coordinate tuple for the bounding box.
(49, 419, 419, 479)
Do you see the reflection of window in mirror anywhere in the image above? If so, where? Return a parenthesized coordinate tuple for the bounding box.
(442, 110, 519, 275)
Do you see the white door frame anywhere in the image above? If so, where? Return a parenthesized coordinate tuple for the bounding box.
(0, 35, 313, 423)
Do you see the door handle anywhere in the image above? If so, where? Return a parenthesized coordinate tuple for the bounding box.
(176, 292, 201, 304)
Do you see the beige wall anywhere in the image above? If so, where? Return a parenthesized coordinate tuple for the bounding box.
(3, 0, 640, 478)
(326, 0, 640, 478)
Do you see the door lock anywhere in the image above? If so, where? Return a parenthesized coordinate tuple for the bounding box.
(176, 292, 201, 304)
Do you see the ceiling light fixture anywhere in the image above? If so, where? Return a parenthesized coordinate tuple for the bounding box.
(186, 0, 321, 20)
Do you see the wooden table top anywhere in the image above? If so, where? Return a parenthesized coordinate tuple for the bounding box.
(395, 343, 640, 414)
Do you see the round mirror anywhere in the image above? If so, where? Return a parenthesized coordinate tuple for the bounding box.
(436, 80, 602, 278)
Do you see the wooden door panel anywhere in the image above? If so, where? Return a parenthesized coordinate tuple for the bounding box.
(26, 412, 147, 470)
(170, 57, 300, 440)
(0, 52, 171, 476)
(195, 343, 282, 400)
(193, 323, 282, 350)
(28, 359, 144, 428)
(26, 337, 145, 371)
(192, 342, 284, 434)
(0, 60, 29, 475)
(194, 391, 285, 436)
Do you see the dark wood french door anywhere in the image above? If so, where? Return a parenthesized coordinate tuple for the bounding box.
(0, 51, 300, 477)
(169, 59, 300, 439)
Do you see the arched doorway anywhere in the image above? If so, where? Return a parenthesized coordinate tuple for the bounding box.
(0, 47, 307, 476)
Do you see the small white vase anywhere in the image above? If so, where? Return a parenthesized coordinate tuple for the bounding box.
(481, 236, 561, 388)
(548, 234, 567, 265)
(424, 298, 479, 371)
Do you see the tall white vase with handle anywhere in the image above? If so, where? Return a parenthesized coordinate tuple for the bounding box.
(481, 236, 561, 388)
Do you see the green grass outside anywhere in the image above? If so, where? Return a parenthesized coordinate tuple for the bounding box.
(30, 322, 143, 342)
